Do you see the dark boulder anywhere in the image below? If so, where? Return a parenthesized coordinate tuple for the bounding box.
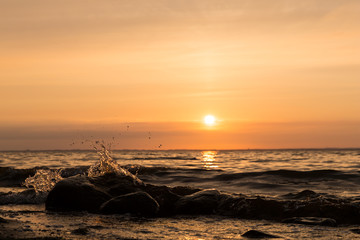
(0, 216, 8, 223)
(170, 186, 201, 196)
(71, 227, 90, 235)
(145, 184, 180, 216)
(46, 175, 111, 212)
(233, 197, 285, 220)
(46, 172, 145, 213)
(100, 191, 159, 216)
(351, 229, 360, 234)
(175, 189, 221, 214)
(242, 230, 280, 238)
(282, 190, 319, 200)
(88, 172, 144, 196)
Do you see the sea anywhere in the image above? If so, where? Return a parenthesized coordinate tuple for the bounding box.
(1, 149, 360, 239)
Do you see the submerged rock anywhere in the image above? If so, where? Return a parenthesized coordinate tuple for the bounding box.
(282, 190, 319, 199)
(170, 186, 201, 196)
(175, 189, 220, 214)
(231, 197, 285, 220)
(242, 230, 280, 238)
(282, 217, 337, 227)
(71, 227, 89, 235)
(46, 175, 111, 212)
(350, 229, 360, 234)
(100, 191, 159, 216)
(145, 184, 180, 216)
(0, 216, 8, 223)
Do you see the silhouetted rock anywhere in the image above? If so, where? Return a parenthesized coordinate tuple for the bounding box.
(233, 197, 285, 220)
(175, 189, 220, 214)
(170, 186, 201, 196)
(71, 227, 89, 235)
(351, 228, 360, 234)
(0, 216, 8, 223)
(46, 175, 111, 212)
(100, 191, 159, 216)
(89, 172, 144, 196)
(44, 173, 360, 225)
(242, 230, 280, 238)
(282, 190, 319, 199)
(145, 184, 180, 216)
(283, 217, 337, 227)
(46, 172, 145, 213)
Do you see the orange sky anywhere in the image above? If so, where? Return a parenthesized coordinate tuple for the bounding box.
(0, 0, 359, 150)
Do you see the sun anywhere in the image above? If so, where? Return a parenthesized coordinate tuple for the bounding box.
(204, 115, 216, 126)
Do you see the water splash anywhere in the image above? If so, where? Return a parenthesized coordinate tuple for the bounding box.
(87, 144, 142, 184)
(24, 143, 141, 193)
(24, 169, 63, 193)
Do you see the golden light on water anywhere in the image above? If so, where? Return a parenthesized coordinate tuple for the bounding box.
(202, 151, 218, 169)
(204, 115, 216, 126)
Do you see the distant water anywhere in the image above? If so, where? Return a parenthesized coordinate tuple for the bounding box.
(1, 149, 360, 197)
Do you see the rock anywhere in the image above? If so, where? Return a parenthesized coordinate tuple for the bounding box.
(89, 172, 144, 196)
(0, 216, 8, 223)
(234, 197, 285, 220)
(216, 194, 242, 216)
(145, 184, 180, 216)
(242, 230, 280, 238)
(46, 172, 145, 213)
(46, 175, 111, 212)
(100, 191, 159, 216)
(71, 227, 89, 235)
(282, 190, 319, 200)
(282, 217, 337, 227)
(170, 186, 201, 196)
(350, 228, 360, 234)
(175, 189, 220, 214)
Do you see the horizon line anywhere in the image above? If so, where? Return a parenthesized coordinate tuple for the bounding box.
(1, 147, 360, 152)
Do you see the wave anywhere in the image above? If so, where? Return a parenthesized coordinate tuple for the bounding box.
(0, 166, 88, 187)
(2, 166, 360, 186)
(213, 169, 360, 181)
(2, 165, 360, 200)
(126, 156, 199, 161)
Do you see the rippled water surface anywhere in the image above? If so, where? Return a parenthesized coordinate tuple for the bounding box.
(1, 149, 360, 171)
(1, 149, 360, 196)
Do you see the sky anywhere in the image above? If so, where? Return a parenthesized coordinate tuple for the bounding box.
(0, 0, 359, 150)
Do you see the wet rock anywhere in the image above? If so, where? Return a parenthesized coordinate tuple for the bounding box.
(89, 225, 105, 230)
(242, 230, 280, 238)
(175, 189, 220, 214)
(282, 217, 337, 227)
(100, 191, 159, 216)
(285, 199, 360, 224)
(170, 186, 201, 196)
(46, 172, 146, 213)
(89, 172, 144, 196)
(0, 216, 8, 223)
(350, 228, 360, 234)
(234, 197, 285, 220)
(71, 227, 89, 235)
(282, 190, 319, 199)
(46, 175, 111, 212)
(145, 184, 180, 216)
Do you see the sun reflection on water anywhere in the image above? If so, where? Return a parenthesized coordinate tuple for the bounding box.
(202, 151, 218, 169)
